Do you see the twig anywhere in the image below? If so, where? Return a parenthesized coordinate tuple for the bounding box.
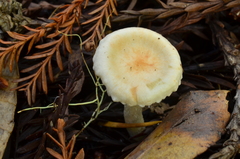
(209, 20, 240, 159)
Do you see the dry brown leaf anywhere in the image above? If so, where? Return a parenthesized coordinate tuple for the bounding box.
(46, 31, 60, 38)
(20, 62, 43, 73)
(82, 0, 117, 45)
(56, 47, 64, 71)
(168, 2, 190, 8)
(75, 148, 85, 159)
(156, 9, 184, 19)
(0, 39, 17, 45)
(0, 60, 19, 158)
(64, 36, 72, 54)
(201, 3, 223, 14)
(46, 119, 84, 159)
(0, 77, 8, 89)
(46, 147, 64, 159)
(139, 8, 167, 16)
(27, 36, 37, 54)
(35, 40, 59, 49)
(41, 64, 48, 94)
(185, 1, 219, 12)
(59, 18, 75, 28)
(126, 90, 230, 159)
(6, 31, 28, 40)
(47, 60, 54, 82)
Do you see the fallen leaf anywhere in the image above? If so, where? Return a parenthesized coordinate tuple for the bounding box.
(125, 90, 230, 159)
(0, 60, 19, 158)
(99, 120, 161, 128)
(0, 77, 8, 89)
(75, 148, 85, 159)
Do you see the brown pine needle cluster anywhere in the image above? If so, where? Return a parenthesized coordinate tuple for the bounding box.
(82, 0, 117, 49)
(46, 118, 84, 159)
(0, 0, 84, 105)
(0, 0, 118, 105)
(115, 0, 239, 35)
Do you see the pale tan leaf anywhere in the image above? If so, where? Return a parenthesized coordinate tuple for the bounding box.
(62, 14, 67, 25)
(0, 60, 19, 158)
(109, 0, 117, 15)
(46, 133, 62, 148)
(82, 15, 101, 25)
(27, 35, 37, 54)
(82, 24, 96, 36)
(48, 60, 54, 82)
(88, 4, 105, 15)
(59, 17, 75, 28)
(104, 9, 111, 28)
(96, 0, 103, 4)
(9, 48, 17, 72)
(12, 83, 28, 91)
(0, 39, 17, 45)
(47, 31, 60, 38)
(120, 10, 140, 15)
(185, 1, 219, 12)
(99, 22, 104, 34)
(24, 50, 54, 59)
(27, 87, 31, 106)
(23, 25, 41, 32)
(0, 77, 8, 89)
(126, 90, 230, 159)
(56, 47, 64, 71)
(46, 147, 64, 159)
(38, 28, 46, 40)
(64, 36, 72, 54)
(21, 62, 43, 73)
(156, 9, 185, 19)
(67, 135, 76, 159)
(96, 29, 102, 41)
(168, 2, 190, 8)
(35, 40, 58, 49)
(202, 3, 223, 14)
(226, 0, 240, 8)
(36, 72, 42, 95)
(7, 31, 28, 41)
(0, 47, 8, 51)
(158, 0, 171, 9)
(75, 148, 85, 159)
(45, 22, 57, 28)
(139, 8, 166, 16)
(30, 48, 53, 56)
(41, 65, 48, 94)
(31, 80, 36, 104)
(16, 45, 24, 62)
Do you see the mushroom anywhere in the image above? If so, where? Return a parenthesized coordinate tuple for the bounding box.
(92, 27, 182, 136)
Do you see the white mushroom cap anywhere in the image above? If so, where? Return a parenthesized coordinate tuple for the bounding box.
(93, 27, 182, 107)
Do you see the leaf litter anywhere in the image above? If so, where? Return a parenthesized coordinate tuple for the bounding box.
(0, 0, 239, 158)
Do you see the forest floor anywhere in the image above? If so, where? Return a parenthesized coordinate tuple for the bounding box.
(0, 0, 240, 159)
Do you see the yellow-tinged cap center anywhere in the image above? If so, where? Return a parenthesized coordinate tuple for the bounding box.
(109, 46, 162, 80)
(126, 48, 156, 73)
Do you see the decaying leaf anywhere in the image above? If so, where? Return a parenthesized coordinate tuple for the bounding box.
(82, 0, 118, 47)
(46, 119, 85, 159)
(0, 0, 31, 35)
(208, 20, 240, 159)
(126, 90, 230, 159)
(0, 61, 19, 158)
(0, 77, 8, 89)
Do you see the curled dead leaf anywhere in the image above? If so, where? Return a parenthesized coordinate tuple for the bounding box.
(0, 77, 8, 89)
(126, 90, 230, 159)
(0, 60, 19, 158)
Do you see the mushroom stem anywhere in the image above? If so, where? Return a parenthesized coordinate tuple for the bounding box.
(124, 105, 145, 136)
